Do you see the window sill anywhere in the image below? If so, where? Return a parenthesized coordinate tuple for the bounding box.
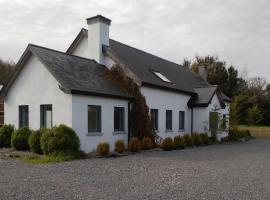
(86, 132, 103, 136)
(112, 131, 126, 135)
(178, 129, 185, 132)
(165, 129, 173, 133)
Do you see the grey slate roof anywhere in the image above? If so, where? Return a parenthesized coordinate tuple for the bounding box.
(2, 44, 131, 99)
(105, 39, 210, 95)
(221, 92, 232, 102)
(188, 86, 217, 106)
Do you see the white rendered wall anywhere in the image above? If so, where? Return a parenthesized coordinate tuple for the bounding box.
(141, 86, 191, 139)
(72, 94, 128, 152)
(4, 55, 72, 129)
(72, 37, 89, 58)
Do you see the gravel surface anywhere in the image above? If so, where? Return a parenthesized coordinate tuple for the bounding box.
(1, 139, 270, 200)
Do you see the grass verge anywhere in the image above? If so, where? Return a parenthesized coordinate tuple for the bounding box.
(238, 125, 270, 138)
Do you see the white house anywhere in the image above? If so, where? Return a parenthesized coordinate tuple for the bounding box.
(1, 15, 231, 152)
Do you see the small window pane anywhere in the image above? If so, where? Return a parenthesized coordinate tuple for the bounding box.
(40, 105, 52, 128)
(88, 105, 101, 132)
(166, 110, 172, 130)
(153, 71, 172, 83)
(150, 109, 158, 131)
(114, 107, 125, 131)
(179, 111, 185, 130)
(19, 105, 29, 128)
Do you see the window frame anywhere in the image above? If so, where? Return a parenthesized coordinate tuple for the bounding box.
(40, 104, 53, 129)
(88, 105, 101, 133)
(152, 71, 172, 83)
(166, 110, 173, 131)
(19, 105, 29, 128)
(179, 111, 185, 130)
(150, 109, 159, 131)
(114, 107, 125, 132)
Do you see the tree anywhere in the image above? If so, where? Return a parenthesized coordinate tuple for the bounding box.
(0, 58, 15, 85)
(246, 105, 263, 125)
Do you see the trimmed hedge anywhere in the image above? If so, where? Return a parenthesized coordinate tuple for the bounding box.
(97, 142, 110, 156)
(40, 124, 80, 155)
(0, 124, 14, 148)
(11, 127, 32, 150)
(114, 140, 125, 153)
(161, 137, 174, 151)
(142, 137, 153, 150)
(128, 137, 141, 152)
(174, 135, 185, 149)
(192, 133, 203, 146)
(28, 129, 46, 154)
(200, 133, 210, 145)
(183, 134, 193, 147)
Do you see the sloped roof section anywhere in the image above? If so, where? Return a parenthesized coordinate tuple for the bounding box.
(2, 44, 131, 99)
(221, 92, 232, 102)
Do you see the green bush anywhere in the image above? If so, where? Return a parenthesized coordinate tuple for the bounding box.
(128, 137, 141, 152)
(142, 137, 153, 150)
(114, 140, 125, 154)
(28, 129, 46, 154)
(183, 134, 193, 147)
(200, 133, 210, 145)
(97, 142, 110, 156)
(174, 135, 185, 149)
(228, 128, 240, 141)
(192, 133, 203, 146)
(161, 137, 175, 151)
(11, 127, 31, 150)
(40, 124, 80, 155)
(0, 124, 14, 148)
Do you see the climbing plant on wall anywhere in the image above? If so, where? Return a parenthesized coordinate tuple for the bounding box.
(104, 65, 154, 140)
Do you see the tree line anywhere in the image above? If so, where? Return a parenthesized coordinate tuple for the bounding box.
(183, 56, 270, 126)
(0, 58, 15, 86)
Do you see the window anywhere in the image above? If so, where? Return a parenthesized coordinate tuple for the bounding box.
(88, 105, 101, 132)
(152, 71, 172, 83)
(222, 114, 226, 129)
(179, 111, 185, 130)
(40, 105, 52, 128)
(19, 105, 29, 128)
(166, 110, 172, 130)
(114, 107, 125, 131)
(209, 112, 218, 130)
(150, 109, 158, 131)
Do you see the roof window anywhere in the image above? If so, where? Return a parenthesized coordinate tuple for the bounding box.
(152, 71, 172, 83)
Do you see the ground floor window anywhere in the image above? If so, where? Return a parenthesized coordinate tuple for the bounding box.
(40, 105, 52, 128)
(179, 111, 185, 130)
(19, 105, 29, 128)
(166, 110, 172, 130)
(209, 112, 218, 135)
(114, 107, 125, 131)
(88, 105, 101, 132)
(150, 109, 158, 131)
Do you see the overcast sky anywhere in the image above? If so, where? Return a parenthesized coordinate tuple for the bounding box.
(0, 0, 269, 80)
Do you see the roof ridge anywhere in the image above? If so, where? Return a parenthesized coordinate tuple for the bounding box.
(28, 43, 97, 63)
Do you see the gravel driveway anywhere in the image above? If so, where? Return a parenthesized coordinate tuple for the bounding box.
(1, 139, 270, 200)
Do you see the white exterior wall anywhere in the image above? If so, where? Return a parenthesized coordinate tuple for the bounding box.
(4, 55, 72, 129)
(72, 37, 89, 58)
(72, 94, 128, 152)
(141, 86, 191, 139)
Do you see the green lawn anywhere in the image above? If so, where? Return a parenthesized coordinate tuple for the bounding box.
(238, 125, 270, 138)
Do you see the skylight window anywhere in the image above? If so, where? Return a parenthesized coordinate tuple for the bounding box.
(153, 71, 172, 83)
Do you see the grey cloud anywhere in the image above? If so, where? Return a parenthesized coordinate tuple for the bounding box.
(0, 0, 269, 81)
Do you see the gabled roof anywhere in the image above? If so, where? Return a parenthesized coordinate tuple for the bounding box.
(2, 44, 131, 99)
(221, 92, 232, 102)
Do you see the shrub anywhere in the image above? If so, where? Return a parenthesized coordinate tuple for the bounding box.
(183, 134, 193, 147)
(161, 137, 174, 151)
(128, 137, 141, 152)
(174, 135, 185, 149)
(200, 133, 210, 145)
(228, 128, 240, 141)
(142, 137, 153, 150)
(40, 124, 80, 155)
(97, 142, 110, 156)
(0, 124, 14, 148)
(11, 127, 31, 150)
(28, 129, 46, 154)
(192, 133, 203, 146)
(114, 140, 125, 153)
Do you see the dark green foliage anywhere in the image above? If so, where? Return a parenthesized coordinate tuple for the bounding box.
(174, 135, 185, 149)
(40, 124, 80, 155)
(161, 137, 175, 151)
(104, 66, 154, 140)
(11, 127, 31, 150)
(114, 140, 125, 153)
(97, 142, 110, 156)
(128, 137, 141, 152)
(200, 133, 210, 145)
(0, 124, 14, 148)
(183, 134, 193, 147)
(0, 58, 15, 85)
(142, 137, 153, 150)
(191, 133, 203, 146)
(28, 129, 46, 154)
